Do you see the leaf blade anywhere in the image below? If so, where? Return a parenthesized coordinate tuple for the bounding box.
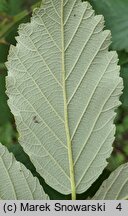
(93, 163, 128, 200)
(6, 0, 123, 196)
(0, 144, 48, 199)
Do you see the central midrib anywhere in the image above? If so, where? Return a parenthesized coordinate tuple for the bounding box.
(61, 0, 76, 200)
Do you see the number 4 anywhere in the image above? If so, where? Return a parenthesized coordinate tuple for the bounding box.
(116, 203, 122, 211)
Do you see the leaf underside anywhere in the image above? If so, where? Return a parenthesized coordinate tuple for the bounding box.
(0, 144, 48, 200)
(93, 163, 128, 200)
(6, 0, 123, 195)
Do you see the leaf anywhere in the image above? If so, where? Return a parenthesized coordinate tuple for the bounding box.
(6, 0, 122, 198)
(0, 144, 48, 199)
(93, 163, 128, 200)
(87, 0, 128, 51)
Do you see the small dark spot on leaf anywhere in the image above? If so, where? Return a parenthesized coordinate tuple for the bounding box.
(74, 14, 76, 17)
(33, 116, 40, 123)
